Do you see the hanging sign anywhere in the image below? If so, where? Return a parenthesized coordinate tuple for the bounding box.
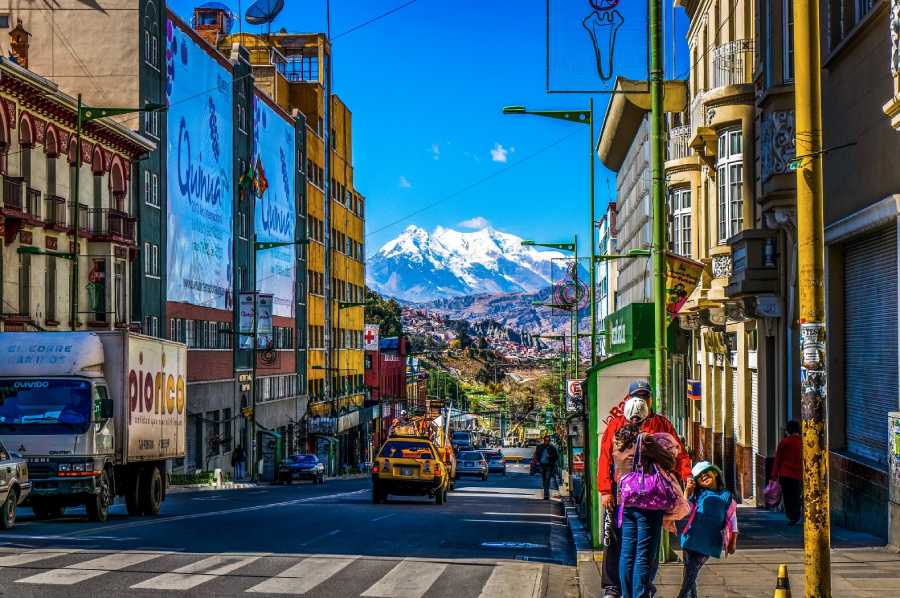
(666, 253, 705, 323)
(364, 324, 380, 351)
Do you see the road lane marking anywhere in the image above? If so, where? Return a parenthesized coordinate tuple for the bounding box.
(16, 551, 167, 585)
(246, 555, 356, 594)
(299, 530, 341, 546)
(361, 559, 448, 598)
(481, 543, 544, 549)
(0, 549, 80, 567)
(465, 519, 567, 526)
(59, 489, 369, 537)
(477, 562, 543, 598)
(371, 514, 395, 521)
(481, 513, 566, 518)
(130, 553, 264, 590)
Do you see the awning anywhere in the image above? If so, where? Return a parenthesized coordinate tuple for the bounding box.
(337, 404, 380, 433)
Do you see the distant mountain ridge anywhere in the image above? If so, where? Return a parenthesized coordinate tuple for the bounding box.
(366, 226, 565, 303)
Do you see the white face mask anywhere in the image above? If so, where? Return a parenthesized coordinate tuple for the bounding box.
(623, 397, 650, 422)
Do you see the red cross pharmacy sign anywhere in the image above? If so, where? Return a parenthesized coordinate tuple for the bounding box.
(364, 324, 379, 351)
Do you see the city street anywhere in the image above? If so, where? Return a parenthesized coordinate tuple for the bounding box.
(0, 462, 578, 597)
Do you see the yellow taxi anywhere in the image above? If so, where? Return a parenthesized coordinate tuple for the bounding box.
(372, 437, 449, 505)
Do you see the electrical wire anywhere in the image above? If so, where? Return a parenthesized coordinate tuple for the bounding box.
(365, 128, 583, 238)
(675, 0, 743, 82)
(331, 0, 422, 40)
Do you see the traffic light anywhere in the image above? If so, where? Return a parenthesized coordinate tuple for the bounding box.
(527, 397, 534, 411)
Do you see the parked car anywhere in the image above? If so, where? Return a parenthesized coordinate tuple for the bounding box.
(0, 440, 30, 529)
(477, 450, 506, 475)
(278, 454, 325, 484)
(456, 451, 489, 481)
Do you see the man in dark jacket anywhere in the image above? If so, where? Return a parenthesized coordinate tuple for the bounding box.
(595, 380, 692, 598)
(533, 435, 559, 499)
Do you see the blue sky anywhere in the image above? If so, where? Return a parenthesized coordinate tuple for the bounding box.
(169, 0, 689, 256)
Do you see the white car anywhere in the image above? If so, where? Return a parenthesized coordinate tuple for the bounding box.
(0, 440, 30, 529)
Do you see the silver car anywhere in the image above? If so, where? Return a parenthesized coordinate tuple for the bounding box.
(0, 440, 30, 529)
(455, 451, 488, 481)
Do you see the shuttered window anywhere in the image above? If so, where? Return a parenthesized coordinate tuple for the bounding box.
(844, 227, 899, 464)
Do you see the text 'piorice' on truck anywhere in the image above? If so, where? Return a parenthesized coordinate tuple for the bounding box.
(0, 332, 187, 522)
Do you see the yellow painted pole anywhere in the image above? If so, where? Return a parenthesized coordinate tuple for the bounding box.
(793, 0, 831, 592)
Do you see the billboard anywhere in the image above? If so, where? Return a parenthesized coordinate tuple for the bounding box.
(253, 94, 296, 317)
(165, 19, 234, 310)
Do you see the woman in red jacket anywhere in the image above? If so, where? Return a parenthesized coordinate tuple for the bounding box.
(771, 420, 803, 525)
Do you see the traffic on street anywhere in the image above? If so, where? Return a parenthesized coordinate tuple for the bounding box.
(0, 461, 577, 598)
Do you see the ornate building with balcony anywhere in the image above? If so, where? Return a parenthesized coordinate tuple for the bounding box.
(0, 56, 154, 333)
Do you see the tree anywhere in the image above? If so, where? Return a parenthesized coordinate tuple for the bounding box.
(364, 287, 402, 337)
(475, 366, 506, 386)
(478, 336, 488, 350)
(455, 323, 473, 349)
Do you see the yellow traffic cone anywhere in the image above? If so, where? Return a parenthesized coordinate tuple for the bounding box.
(774, 564, 792, 598)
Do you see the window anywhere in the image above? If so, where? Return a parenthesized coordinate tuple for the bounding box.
(670, 189, 692, 257)
(239, 212, 247, 240)
(45, 257, 56, 322)
(783, 0, 794, 81)
(151, 244, 159, 277)
(151, 316, 158, 337)
(152, 173, 159, 207)
(238, 266, 247, 291)
(115, 261, 126, 324)
(152, 34, 158, 68)
(18, 253, 30, 316)
(144, 242, 151, 274)
(144, 106, 159, 137)
(716, 129, 743, 243)
(238, 104, 246, 133)
(186, 320, 195, 348)
(145, 170, 151, 205)
(0, 15, 10, 28)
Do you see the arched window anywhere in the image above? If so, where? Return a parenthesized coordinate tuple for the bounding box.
(109, 158, 127, 212)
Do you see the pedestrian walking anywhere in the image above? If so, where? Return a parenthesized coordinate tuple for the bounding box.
(533, 435, 558, 500)
(676, 461, 739, 598)
(232, 443, 246, 479)
(772, 420, 803, 525)
(613, 397, 677, 598)
(596, 380, 692, 598)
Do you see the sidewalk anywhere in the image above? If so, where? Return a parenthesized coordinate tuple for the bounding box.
(166, 473, 371, 493)
(577, 504, 900, 598)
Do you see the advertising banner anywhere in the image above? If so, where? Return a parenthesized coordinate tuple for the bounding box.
(238, 292, 256, 351)
(165, 19, 234, 309)
(254, 95, 296, 317)
(665, 253, 705, 323)
(572, 447, 585, 471)
(364, 324, 380, 351)
(257, 293, 274, 349)
(237, 292, 273, 350)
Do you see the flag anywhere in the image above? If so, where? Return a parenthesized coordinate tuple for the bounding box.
(238, 164, 254, 190)
(254, 156, 268, 198)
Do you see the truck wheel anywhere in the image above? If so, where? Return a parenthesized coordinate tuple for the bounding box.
(125, 468, 143, 516)
(0, 489, 17, 529)
(32, 504, 66, 520)
(86, 471, 111, 522)
(140, 466, 164, 517)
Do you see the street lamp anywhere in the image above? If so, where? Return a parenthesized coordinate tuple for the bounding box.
(70, 97, 165, 329)
(505, 102, 596, 363)
(593, 249, 651, 261)
(16, 246, 76, 261)
(220, 236, 309, 483)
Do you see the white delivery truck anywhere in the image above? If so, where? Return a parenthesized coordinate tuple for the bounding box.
(0, 332, 186, 522)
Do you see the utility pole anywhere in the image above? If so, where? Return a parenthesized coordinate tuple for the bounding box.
(650, 0, 667, 416)
(794, 0, 832, 592)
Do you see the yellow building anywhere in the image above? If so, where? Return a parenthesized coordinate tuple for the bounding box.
(212, 31, 366, 426)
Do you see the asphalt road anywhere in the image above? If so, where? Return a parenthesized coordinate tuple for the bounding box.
(0, 461, 577, 597)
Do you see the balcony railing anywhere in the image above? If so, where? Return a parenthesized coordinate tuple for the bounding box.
(86, 208, 137, 244)
(25, 188, 41, 222)
(2, 176, 25, 215)
(68, 202, 89, 234)
(712, 39, 755, 88)
(667, 125, 692, 161)
(44, 195, 67, 229)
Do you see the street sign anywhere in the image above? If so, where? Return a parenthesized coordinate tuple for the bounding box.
(566, 379, 584, 412)
(545, 406, 554, 427)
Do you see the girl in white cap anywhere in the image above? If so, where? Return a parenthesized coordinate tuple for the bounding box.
(676, 461, 739, 598)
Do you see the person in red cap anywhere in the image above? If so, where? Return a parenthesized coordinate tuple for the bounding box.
(596, 380, 692, 598)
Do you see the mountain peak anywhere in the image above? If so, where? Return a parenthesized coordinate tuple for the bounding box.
(367, 226, 564, 302)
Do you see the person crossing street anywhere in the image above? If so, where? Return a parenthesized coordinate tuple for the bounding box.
(533, 435, 559, 500)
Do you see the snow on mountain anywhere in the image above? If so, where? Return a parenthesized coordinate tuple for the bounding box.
(367, 225, 565, 302)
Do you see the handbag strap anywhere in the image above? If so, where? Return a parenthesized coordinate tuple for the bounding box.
(632, 433, 644, 473)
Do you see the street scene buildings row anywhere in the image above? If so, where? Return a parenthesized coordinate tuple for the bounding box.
(596, 0, 900, 543)
(0, 2, 368, 478)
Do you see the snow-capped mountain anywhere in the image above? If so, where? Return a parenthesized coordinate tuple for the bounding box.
(367, 226, 565, 302)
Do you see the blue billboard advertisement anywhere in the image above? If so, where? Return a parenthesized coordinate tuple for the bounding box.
(253, 94, 296, 318)
(165, 19, 234, 310)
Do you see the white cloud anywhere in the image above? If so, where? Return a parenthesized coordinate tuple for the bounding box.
(429, 143, 440, 160)
(490, 143, 509, 163)
(458, 216, 491, 230)
(510, 147, 516, 153)
(399, 176, 411, 188)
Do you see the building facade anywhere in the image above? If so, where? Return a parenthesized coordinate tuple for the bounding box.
(595, 202, 618, 357)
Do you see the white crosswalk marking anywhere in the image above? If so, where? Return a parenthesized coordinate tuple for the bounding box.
(16, 551, 167, 585)
(130, 553, 263, 590)
(245, 555, 357, 594)
(360, 559, 448, 598)
(477, 562, 543, 598)
(0, 549, 80, 568)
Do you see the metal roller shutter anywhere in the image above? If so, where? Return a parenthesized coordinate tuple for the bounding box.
(845, 227, 899, 464)
(187, 415, 198, 470)
(751, 370, 759, 497)
(732, 361, 739, 442)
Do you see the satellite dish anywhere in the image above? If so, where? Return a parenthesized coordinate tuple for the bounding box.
(245, 0, 284, 25)
(199, 2, 237, 33)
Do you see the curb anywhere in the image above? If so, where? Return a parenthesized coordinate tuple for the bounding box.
(560, 493, 604, 598)
(166, 482, 258, 493)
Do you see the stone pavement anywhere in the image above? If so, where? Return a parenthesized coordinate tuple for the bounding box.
(578, 504, 900, 598)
